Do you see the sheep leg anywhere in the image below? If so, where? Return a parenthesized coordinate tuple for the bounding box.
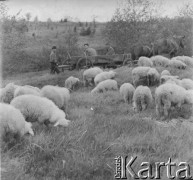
(141, 95, 147, 111)
(163, 101, 171, 119)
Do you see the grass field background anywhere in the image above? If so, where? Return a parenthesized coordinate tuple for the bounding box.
(1, 63, 193, 179)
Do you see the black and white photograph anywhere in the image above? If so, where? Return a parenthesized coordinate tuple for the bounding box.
(0, 0, 193, 179)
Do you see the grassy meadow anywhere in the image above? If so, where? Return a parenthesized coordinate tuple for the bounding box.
(1, 62, 193, 179)
(1, 14, 193, 179)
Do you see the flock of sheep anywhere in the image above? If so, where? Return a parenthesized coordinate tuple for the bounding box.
(0, 55, 193, 140)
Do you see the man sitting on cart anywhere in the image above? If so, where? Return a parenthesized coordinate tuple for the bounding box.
(50, 46, 60, 74)
(84, 43, 97, 64)
(106, 42, 115, 56)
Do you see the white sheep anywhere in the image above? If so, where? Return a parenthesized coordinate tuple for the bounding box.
(40, 85, 70, 112)
(161, 75, 193, 90)
(132, 66, 151, 87)
(179, 79, 193, 90)
(173, 56, 193, 67)
(94, 70, 116, 85)
(65, 76, 80, 91)
(91, 79, 118, 94)
(0, 83, 19, 104)
(120, 83, 135, 104)
(161, 70, 171, 76)
(133, 85, 153, 112)
(10, 95, 70, 127)
(138, 56, 153, 67)
(169, 59, 187, 69)
(186, 90, 193, 105)
(150, 55, 170, 67)
(0, 103, 34, 138)
(147, 68, 160, 86)
(160, 75, 179, 84)
(83, 67, 103, 86)
(14, 85, 40, 98)
(155, 83, 190, 119)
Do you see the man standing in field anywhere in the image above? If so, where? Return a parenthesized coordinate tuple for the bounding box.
(50, 46, 60, 74)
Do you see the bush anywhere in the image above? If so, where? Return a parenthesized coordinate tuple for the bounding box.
(80, 27, 91, 36)
(105, 0, 193, 56)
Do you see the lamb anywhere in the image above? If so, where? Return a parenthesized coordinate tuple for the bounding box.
(0, 83, 19, 103)
(14, 85, 40, 98)
(138, 56, 153, 67)
(83, 67, 103, 86)
(150, 55, 170, 67)
(119, 83, 135, 104)
(132, 66, 151, 87)
(91, 79, 118, 94)
(133, 85, 153, 112)
(173, 56, 193, 67)
(40, 85, 70, 112)
(65, 76, 80, 91)
(169, 59, 187, 69)
(155, 83, 192, 119)
(0, 103, 34, 138)
(161, 70, 171, 76)
(10, 95, 70, 127)
(94, 70, 116, 85)
(147, 68, 160, 86)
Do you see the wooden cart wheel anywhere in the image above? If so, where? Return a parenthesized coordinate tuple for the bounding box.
(76, 58, 93, 70)
(123, 58, 133, 67)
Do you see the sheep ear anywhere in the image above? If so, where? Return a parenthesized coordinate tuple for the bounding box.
(54, 121, 60, 127)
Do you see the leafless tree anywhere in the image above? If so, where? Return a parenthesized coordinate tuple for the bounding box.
(25, 12, 31, 21)
(47, 17, 52, 29)
(178, 2, 193, 18)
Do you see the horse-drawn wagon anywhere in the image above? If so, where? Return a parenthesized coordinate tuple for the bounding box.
(58, 47, 132, 71)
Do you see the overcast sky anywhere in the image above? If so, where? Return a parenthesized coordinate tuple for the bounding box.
(4, 0, 193, 22)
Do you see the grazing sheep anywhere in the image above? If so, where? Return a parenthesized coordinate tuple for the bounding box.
(169, 59, 187, 69)
(186, 90, 193, 105)
(0, 83, 19, 103)
(10, 95, 70, 127)
(91, 79, 118, 94)
(65, 76, 80, 91)
(83, 67, 103, 86)
(173, 56, 193, 67)
(132, 66, 151, 87)
(161, 70, 171, 76)
(133, 85, 153, 112)
(150, 55, 170, 67)
(155, 83, 191, 119)
(0, 103, 34, 138)
(40, 85, 70, 112)
(138, 56, 153, 67)
(179, 79, 193, 90)
(147, 68, 160, 86)
(94, 70, 116, 85)
(161, 76, 193, 90)
(160, 75, 179, 84)
(14, 85, 40, 98)
(120, 83, 135, 104)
